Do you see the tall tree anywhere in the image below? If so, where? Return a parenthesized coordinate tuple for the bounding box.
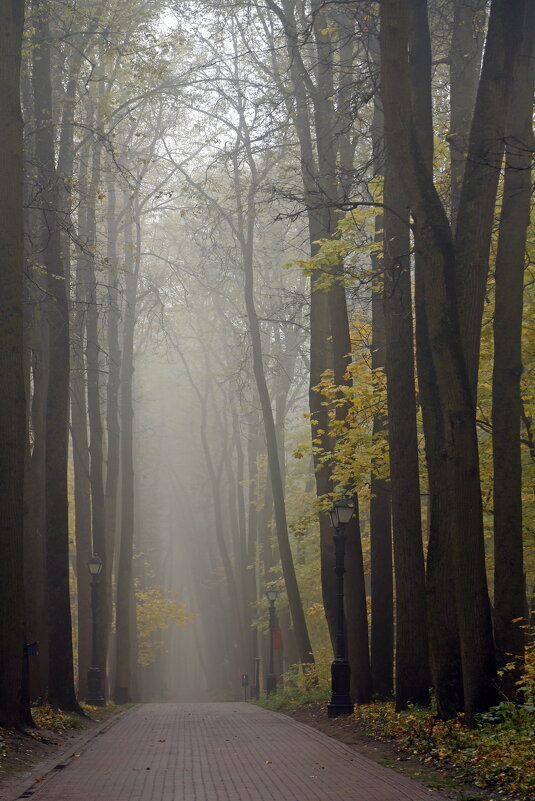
(421, 0, 485, 720)
(71, 143, 93, 698)
(82, 89, 110, 694)
(492, 1, 535, 696)
(369, 80, 393, 701)
(0, 0, 29, 729)
(114, 202, 139, 703)
(383, 157, 429, 708)
(32, 0, 79, 711)
(104, 158, 122, 608)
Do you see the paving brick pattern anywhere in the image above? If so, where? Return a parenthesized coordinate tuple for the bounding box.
(27, 703, 447, 801)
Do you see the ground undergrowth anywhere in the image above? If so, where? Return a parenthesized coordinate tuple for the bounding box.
(257, 688, 534, 801)
(0, 703, 118, 783)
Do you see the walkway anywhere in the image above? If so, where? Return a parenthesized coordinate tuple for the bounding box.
(20, 703, 447, 800)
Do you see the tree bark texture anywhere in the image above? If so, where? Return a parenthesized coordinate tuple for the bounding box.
(449, 0, 487, 227)
(328, 277, 372, 702)
(419, 0, 487, 719)
(417, 273, 464, 718)
(114, 207, 138, 703)
(383, 158, 429, 708)
(492, 1, 535, 696)
(33, 4, 79, 711)
(0, 0, 29, 728)
(242, 229, 315, 667)
(104, 166, 122, 585)
(83, 108, 110, 690)
(369, 90, 394, 700)
(369, 287, 393, 698)
(454, 0, 529, 399)
(71, 213, 92, 699)
(24, 287, 49, 703)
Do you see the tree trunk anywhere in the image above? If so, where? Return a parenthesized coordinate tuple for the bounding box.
(329, 281, 372, 703)
(454, 0, 529, 398)
(421, 0, 486, 720)
(417, 275, 464, 718)
(104, 164, 122, 594)
(71, 176, 92, 698)
(246, 413, 261, 681)
(369, 343, 393, 697)
(369, 92, 393, 700)
(492, 2, 534, 696)
(0, 0, 29, 729)
(83, 106, 109, 693)
(383, 158, 429, 707)
(33, 3, 79, 711)
(114, 205, 139, 703)
(449, 0, 487, 227)
(24, 274, 49, 703)
(233, 411, 251, 667)
(242, 230, 314, 667)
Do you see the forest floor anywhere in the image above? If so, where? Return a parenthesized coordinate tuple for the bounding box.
(0, 704, 124, 797)
(257, 693, 534, 801)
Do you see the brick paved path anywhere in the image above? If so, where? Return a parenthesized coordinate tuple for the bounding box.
(25, 703, 448, 801)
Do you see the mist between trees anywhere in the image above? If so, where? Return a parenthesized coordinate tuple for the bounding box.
(0, 0, 533, 729)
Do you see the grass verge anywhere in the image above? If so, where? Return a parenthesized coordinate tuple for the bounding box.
(30, 704, 85, 733)
(354, 700, 534, 800)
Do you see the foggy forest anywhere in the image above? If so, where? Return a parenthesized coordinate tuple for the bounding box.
(0, 0, 534, 796)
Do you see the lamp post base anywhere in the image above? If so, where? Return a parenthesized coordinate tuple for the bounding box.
(266, 673, 277, 695)
(85, 667, 105, 706)
(327, 658, 353, 718)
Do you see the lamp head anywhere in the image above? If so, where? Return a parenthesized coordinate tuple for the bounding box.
(328, 497, 355, 528)
(265, 587, 278, 603)
(88, 554, 103, 576)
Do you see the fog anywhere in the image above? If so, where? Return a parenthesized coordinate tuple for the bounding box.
(130, 213, 321, 700)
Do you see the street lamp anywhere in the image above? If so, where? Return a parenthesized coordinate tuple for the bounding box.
(265, 587, 278, 695)
(85, 554, 105, 706)
(327, 497, 355, 718)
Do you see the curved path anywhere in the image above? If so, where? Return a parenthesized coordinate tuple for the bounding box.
(22, 702, 447, 801)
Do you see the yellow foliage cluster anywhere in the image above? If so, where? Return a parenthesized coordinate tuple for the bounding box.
(135, 585, 196, 667)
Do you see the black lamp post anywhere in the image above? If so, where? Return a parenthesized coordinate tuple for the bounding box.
(85, 554, 105, 706)
(265, 587, 278, 695)
(327, 497, 355, 718)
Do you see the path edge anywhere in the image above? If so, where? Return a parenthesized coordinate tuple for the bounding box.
(0, 706, 136, 801)
(254, 704, 450, 799)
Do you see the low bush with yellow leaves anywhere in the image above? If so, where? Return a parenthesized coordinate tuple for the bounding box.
(31, 704, 84, 733)
(354, 700, 534, 800)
